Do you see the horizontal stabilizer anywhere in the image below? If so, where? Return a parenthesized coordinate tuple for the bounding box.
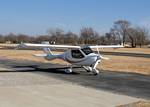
(33, 54, 47, 57)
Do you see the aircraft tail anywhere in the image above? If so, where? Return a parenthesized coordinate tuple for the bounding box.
(33, 48, 53, 58)
(43, 48, 53, 55)
(41, 42, 53, 55)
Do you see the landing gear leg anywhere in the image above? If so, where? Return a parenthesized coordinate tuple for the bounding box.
(92, 60, 101, 75)
(83, 66, 92, 72)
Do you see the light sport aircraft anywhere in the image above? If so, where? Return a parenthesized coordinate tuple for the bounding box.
(19, 43, 123, 75)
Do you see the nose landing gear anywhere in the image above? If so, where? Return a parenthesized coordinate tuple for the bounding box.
(92, 69, 99, 75)
(92, 59, 101, 75)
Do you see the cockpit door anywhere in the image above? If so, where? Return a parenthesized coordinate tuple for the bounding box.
(71, 49, 85, 59)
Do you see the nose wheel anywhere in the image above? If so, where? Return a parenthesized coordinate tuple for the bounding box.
(92, 69, 99, 75)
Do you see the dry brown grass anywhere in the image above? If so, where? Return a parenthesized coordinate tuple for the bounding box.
(117, 101, 150, 107)
(0, 48, 150, 75)
(0, 50, 67, 64)
(100, 48, 150, 54)
(98, 48, 150, 75)
(100, 55, 150, 75)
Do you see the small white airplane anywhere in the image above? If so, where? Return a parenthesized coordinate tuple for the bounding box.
(19, 43, 123, 75)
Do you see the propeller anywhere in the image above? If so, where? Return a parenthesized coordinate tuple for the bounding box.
(99, 54, 109, 60)
(96, 48, 109, 60)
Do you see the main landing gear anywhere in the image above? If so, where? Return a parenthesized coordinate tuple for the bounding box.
(65, 66, 100, 75)
(65, 60, 101, 75)
(65, 66, 73, 74)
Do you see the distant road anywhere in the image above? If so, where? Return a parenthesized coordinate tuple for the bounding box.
(101, 51, 150, 58)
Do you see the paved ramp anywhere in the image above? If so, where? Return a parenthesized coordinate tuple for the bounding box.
(0, 72, 140, 107)
(0, 58, 148, 107)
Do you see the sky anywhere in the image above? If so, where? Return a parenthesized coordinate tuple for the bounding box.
(0, 0, 150, 35)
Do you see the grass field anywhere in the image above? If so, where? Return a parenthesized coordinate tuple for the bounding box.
(0, 47, 150, 75)
(117, 101, 150, 107)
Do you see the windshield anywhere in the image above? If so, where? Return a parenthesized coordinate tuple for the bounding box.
(81, 47, 93, 55)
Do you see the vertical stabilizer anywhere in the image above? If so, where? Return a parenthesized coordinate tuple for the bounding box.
(41, 41, 53, 55)
(43, 48, 53, 55)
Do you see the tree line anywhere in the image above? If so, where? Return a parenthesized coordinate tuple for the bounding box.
(0, 20, 149, 47)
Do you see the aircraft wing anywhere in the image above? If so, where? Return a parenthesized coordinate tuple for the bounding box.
(19, 43, 81, 49)
(19, 43, 124, 49)
(89, 45, 124, 49)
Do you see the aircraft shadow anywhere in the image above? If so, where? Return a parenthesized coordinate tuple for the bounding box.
(6, 65, 80, 75)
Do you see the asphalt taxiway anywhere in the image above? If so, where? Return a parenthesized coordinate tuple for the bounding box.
(0, 58, 149, 107)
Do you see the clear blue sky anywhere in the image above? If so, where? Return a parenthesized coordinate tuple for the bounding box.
(0, 0, 150, 35)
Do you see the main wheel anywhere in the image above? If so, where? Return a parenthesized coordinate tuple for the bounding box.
(65, 68, 72, 74)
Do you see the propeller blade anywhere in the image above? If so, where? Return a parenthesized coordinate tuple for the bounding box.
(96, 48, 100, 54)
(99, 55, 109, 60)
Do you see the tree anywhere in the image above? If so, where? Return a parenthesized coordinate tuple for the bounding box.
(17, 34, 30, 43)
(98, 36, 106, 45)
(47, 28, 64, 44)
(135, 27, 148, 47)
(5, 33, 18, 43)
(0, 34, 5, 43)
(110, 28, 122, 45)
(126, 28, 137, 47)
(105, 32, 117, 45)
(35, 35, 50, 43)
(80, 27, 99, 44)
(64, 31, 78, 45)
(114, 20, 130, 45)
(125, 26, 149, 48)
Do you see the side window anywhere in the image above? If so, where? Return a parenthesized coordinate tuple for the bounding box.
(71, 50, 84, 59)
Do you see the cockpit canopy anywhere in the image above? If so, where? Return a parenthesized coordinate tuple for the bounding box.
(81, 47, 93, 55)
(71, 47, 93, 59)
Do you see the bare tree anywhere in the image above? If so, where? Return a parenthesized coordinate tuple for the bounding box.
(126, 28, 137, 47)
(97, 36, 106, 45)
(105, 32, 118, 45)
(47, 28, 64, 44)
(5, 33, 18, 43)
(0, 34, 5, 43)
(80, 27, 99, 44)
(35, 35, 50, 43)
(64, 31, 78, 45)
(125, 26, 149, 48)
(135, 27, 149, 47)
(110, 28, 122, 44)
(17, 34, 31, 43)
(114, 20, 130, 45)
